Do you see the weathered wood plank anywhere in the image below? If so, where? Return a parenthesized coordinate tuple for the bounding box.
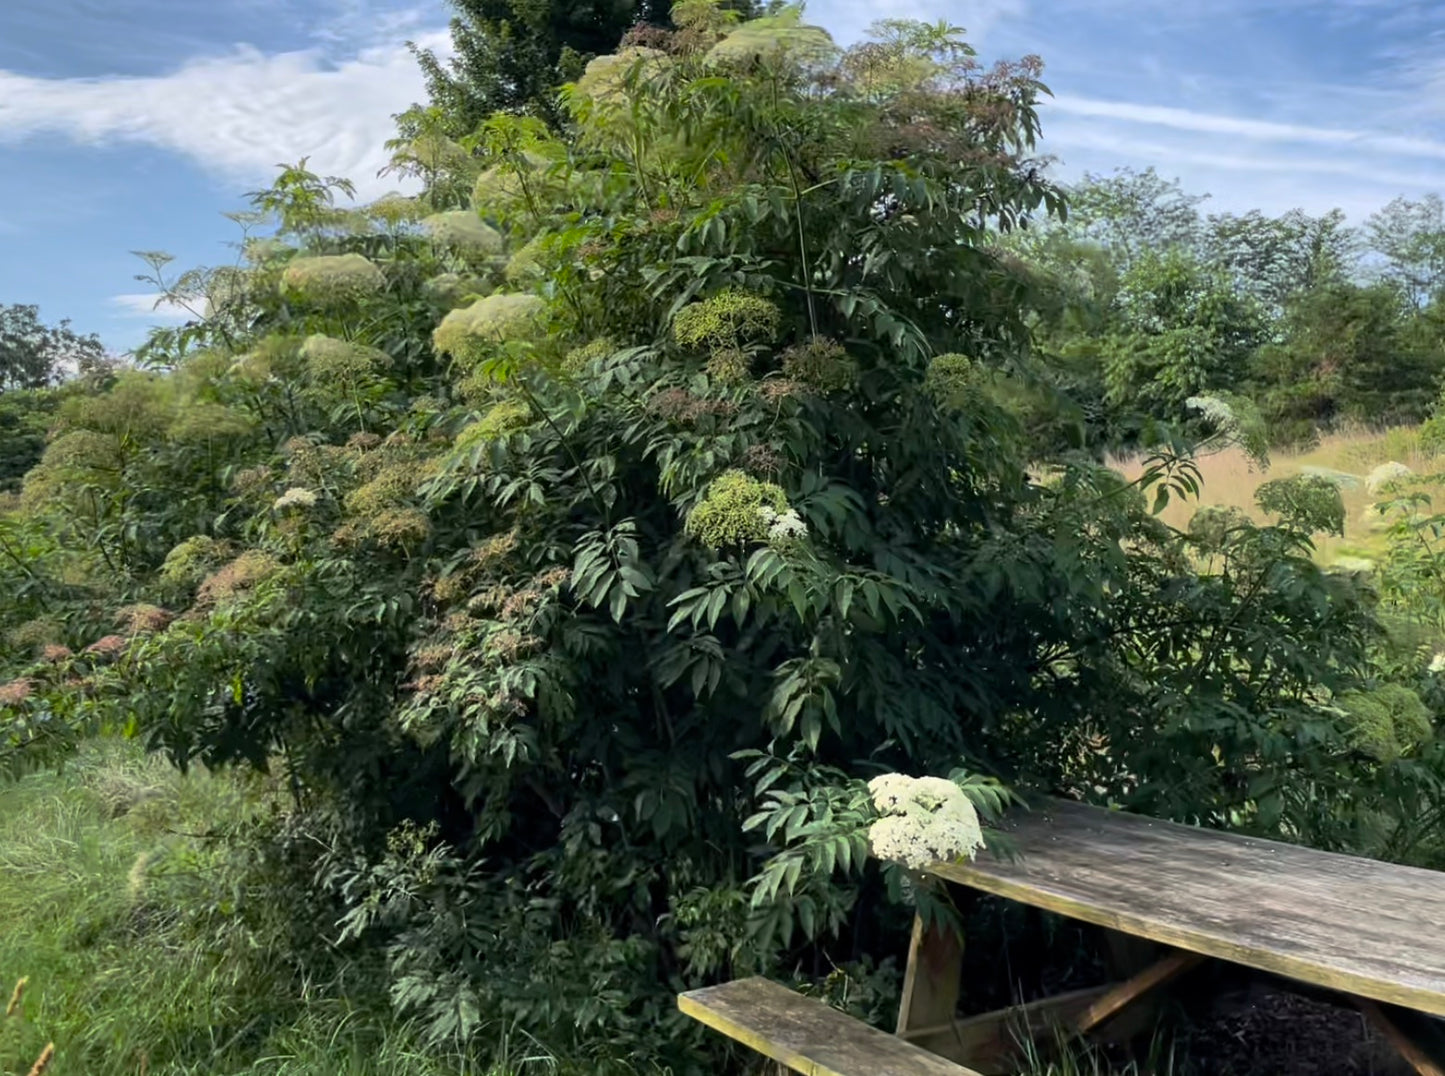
(1074, 950, 1206, 1033)
(927, 799, 1445, 1018)
(897, 914, 965, 1035)
(679, 976, 984, 1075)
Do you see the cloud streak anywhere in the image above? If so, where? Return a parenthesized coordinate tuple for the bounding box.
(110, 293, 206, 322)
(0, 29, 452, 201)
(1048, 95, 1445, 162)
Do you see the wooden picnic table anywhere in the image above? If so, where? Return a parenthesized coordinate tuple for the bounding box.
(681, 796, 1445, 1075)
(899, 798, 1445, 1074)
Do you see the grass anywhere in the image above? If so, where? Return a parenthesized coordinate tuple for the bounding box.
(1018, 1031, 1182, 1076)
(0, 738, 576, 1076)
(1112, 423, 1445, 568)
(0, 738, 1195, 1076)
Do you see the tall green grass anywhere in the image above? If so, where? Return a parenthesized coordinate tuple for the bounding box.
(1015, 1025, 1182, 1076)
(0, 740, 600, 1076)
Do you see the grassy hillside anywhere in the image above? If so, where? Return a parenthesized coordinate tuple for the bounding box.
(1113, 424, 1443, 568)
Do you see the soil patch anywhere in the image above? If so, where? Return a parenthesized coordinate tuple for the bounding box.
(1172, 979, 1419, 1076)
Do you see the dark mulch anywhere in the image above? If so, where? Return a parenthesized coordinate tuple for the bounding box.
(1171, 980, 1416, 1075)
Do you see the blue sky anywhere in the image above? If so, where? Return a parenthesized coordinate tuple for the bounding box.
(2, 0, 1443, 352)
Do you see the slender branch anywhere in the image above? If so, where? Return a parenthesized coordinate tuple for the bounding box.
(516, 377, 610, 526)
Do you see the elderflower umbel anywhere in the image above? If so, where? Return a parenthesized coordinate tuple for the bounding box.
(758, 506, 808, 543)
(866, 773, 985, 871)
(421, 211, 504, 257)
(273, 487, 318, 512)
(280, 253, 385, 305)
(1366, 461, 1413, 496)
(432, 293, 545, 362)
(684, 470, 789, 548)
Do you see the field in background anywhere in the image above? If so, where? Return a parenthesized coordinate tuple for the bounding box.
(1112, 425, 1444, 567)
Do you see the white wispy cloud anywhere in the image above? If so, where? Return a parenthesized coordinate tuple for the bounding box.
(1037, 87, 1445, 220)
(109, 293, 204, 322)
(0, 28, 452, 202)
(1048, 95, 1445, 162)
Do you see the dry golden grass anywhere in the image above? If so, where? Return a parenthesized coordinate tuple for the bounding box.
(1111, 424, 1445, 567)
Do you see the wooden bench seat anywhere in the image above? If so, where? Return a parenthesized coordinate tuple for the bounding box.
(678, 976, 984, 1075)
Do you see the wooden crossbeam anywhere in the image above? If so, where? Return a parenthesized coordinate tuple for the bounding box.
(899, 985, 1111, 1075)
(1073, 950, 1206, 1034)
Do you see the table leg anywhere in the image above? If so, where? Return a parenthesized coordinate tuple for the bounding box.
(897, 911, 965, 1036)
(1359, 1000, 1445, 1076)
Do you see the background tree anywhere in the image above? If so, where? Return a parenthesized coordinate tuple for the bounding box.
(1062, 166, 1206, 272)
(1201, 207, 1356, 314)
(408, 0, 681, 134)
(0, 304, 107, 392)
(1253, 281, 1444, 442)
(1366, 194, 1445, 308)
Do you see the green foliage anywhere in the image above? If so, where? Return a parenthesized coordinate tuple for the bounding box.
(1254, 474, 1345, 537)
(1201, 207, 1355, 312)
(2, 9, 1431, 1071)
(0, 388, 62, 493)
(1253, 280, 1443, 431)
(1365, 194, 1445, 307)
(1004, 168, 1442, 454)
(0, 304, 107, 392)
(408, 0, 675, 135)
(1103, 249, 1265, 418)
(1060, 167, 1204, 271)
(246, 158, 357, 239)
(0, 739, 631, 1075)
(1335, 684, 1433, 762)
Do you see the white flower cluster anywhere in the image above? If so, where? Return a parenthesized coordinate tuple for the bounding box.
(1430, 653, 1445, 674)
(280, 254, 385, 306)
(758, 505, 807, 543)
(471, 151, 560, 214)
(866, 774, 985, 871)
(574, 47, 669, 104)
(273, 487, 318, 512)
(421, 211, 504, 257)
(1184, 395, 1239, 434)
(432, 293, 545, 361)
(706, 14, 836, 69)
(1366, 461, 1413, 496)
